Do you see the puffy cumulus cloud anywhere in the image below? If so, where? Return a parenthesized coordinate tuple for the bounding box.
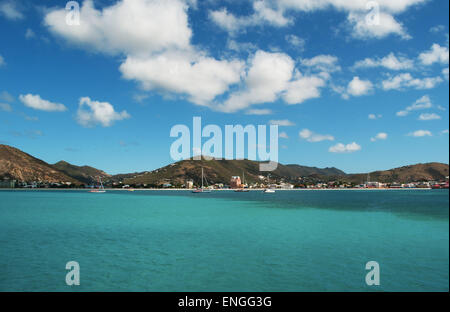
(44, 0, 192, 56)
(346, 76, 373, 97)
(119, 52, 244, 106)
(299, 129, 334, 143)
(371, 132, 388, 142)
(382, 73, 443, 91)
(44, 1, 332, 113)
(19, 94, 67, 112)
(347, 11, 411, 40)
(0, 0, 24, 20)
(396, 95, 433, 117)
(283, 74, 326, 105)
(210, 0, 424, 39)
(329, 142, 361, 153)
(408, 130, 432, 137)
(353, 53, 414, 71)
(279, 132, 289, 139)
(214, 51, 330, 113)
(216, 51, 294, 112)
(269, 119, 295, 127)
(419, 44, 449, 66)
(76, 97, 130, 127)
(45, 0, 246, 109)
(419, 113, 441, 121)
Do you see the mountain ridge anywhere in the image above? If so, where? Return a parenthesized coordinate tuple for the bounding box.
(0, 144, 448, 186)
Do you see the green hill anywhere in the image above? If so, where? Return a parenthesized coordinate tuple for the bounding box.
(52, 161, 110, 184)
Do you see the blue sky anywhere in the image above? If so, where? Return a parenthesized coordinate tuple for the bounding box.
(0, 0, 448, 174)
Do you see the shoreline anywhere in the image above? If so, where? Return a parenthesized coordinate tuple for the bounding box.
(0, 188, 444, 192)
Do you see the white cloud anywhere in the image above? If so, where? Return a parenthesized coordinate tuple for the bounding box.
(211, 0, 424, 39)
(419, 44, 449, 65)
(368, 114, 382, 120)
(45, 0, 246, 109)
(442, 129, 449, 135)
(408, 130, 432, 137)
(227, 39, 258, 53)
(269, 119, 295, 127)
(443, 67, 449, 80)
(279, 132, 289, 139)
(0, 91, 13, 102)
(419, 113, 441, 121)
(0, 54, 4, 67)
(348, 11, 411, 40)
(0, 0, 24, 20)
(216, 51, 294, 112)
(209, 8, 242, 33)
(25, 28, 35, 39)
(209, 1, 291, 34)
(346, 76, 373, 97)
(283, 74, 326, 105)
(371, 132, 388, 142)
(353, 53, 414, 70)
(430, 25, 446, 33)
(245, 108, 273, 115)
(299, 129, 334, 143)
(300, 55, 340, 73)
(76, 97, 130, 127)
(120, 52, 244, 106)
(329, 142, 361, 153)
(0, 102, 12, 112)
(45, 0, 192, 56)
(382, 73, 443, 90)
(285, 34, 305, 50)
(19, 94, 67, 112)
(396, 95, 433, 117)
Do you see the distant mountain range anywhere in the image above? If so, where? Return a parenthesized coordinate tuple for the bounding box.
(0, 145, 79, 184)
(52, 161, 110, 184)
(117, 159, 346, 187)
(0, 144, 448, 186)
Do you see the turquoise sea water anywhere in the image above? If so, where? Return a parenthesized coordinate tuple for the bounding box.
(0, 189, 448, 292)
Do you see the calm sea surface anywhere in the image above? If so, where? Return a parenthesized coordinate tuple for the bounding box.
(0, 189, 448, 292)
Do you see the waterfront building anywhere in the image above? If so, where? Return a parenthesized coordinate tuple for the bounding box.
(230, 176, 242, 189)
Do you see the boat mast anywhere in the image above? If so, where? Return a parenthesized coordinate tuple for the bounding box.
(201, 167, 204, 190)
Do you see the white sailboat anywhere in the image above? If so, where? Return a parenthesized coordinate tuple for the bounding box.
(235, 171, 250, 192)
(192, 167, 211, 193)
(89, 176, 106, 193)
(263, 174, 275, 193)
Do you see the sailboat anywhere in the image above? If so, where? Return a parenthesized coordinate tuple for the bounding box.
(263, 174, 275, 193)
(192, 167, 211, 193)
(235, 171, 250, 192)
(89, 176, 106, 193)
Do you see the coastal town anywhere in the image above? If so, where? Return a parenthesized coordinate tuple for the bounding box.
(1, 174, 449, 190)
